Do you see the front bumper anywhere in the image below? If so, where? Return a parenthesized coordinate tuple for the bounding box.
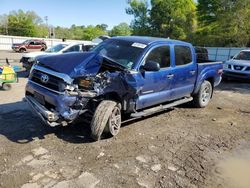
(25, 80, 83, 127)
(25, 95, 61, 127)
(223, 71, 250, 80)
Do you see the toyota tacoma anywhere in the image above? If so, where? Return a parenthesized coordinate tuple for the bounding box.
(25, 36, 223, 141)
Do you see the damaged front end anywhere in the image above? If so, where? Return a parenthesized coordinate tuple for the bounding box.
(25, 53, 138, 127)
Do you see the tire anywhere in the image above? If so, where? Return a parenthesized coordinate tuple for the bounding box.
(19, 48, 26, 53)
(2, 83, 11, 91)
(90, 100, 121, 141)
(193, 80, 213, 108)
(41, 48, 45, 51)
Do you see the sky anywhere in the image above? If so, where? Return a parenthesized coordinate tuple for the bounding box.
(0, 0, 134, 29)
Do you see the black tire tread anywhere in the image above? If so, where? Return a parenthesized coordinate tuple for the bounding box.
(193, 80, 212, 108)
(91, 100, 117, 141)
(2, 83, 11, 91)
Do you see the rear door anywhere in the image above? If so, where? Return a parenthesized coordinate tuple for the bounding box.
(170, 45, 197, 100)
(137, 44, 174, 109)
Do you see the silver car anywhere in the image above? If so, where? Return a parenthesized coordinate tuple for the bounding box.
(223, 50, 250, 81)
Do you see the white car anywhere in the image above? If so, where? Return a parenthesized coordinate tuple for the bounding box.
(20, 42, 96, 70)
(223, 50, 250, 81)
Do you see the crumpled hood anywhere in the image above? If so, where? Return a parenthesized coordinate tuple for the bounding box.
(37, 52, 102, 77)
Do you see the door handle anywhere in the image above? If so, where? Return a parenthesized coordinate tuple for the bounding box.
(167, 74, 174, 79)
(190, 70, 196, 75)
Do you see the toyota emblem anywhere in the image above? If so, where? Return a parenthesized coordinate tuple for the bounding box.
(40, 74, 49, 83)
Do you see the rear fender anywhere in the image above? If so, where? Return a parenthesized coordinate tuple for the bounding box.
(193, 69, 216, 95)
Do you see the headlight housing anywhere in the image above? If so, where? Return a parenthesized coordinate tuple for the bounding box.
(77, 78, 93, 89)
(223, 63, 228, 69)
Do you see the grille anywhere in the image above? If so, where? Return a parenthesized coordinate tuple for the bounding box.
(233, 65, 244, 71)
(30, 69, 66, 92)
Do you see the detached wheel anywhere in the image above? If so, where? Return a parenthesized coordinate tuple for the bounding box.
(2, 83, 11, 91)
(91, 100, 121, 141)
(193, 80, 213, 108)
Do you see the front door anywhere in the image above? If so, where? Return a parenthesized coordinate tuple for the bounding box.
(136, 45, 174, 110)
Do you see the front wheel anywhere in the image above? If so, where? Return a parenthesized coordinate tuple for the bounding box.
(193, 80, 213, 108)
(2, 83, 11, 91)
(90, 100, 121, 141)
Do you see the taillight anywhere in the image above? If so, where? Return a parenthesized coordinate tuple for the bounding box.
(217, 69, 223, 75)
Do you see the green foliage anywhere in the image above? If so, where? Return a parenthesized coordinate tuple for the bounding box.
(126, 0, 151, 35)
(150, 0, 196, 40)
(82, 25, 107, 40)
(126, 0, 196, 40)
(110, 22, 131, 36)
(7, 10, 39, 36)
(195, 0, 250, 47)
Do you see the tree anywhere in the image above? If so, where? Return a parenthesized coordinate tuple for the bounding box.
(7, 10, 42, 37)
(110, 22, 131, 36)
(197, 0, 220, 26)
(195, 0, 250, 47)
(96, 24, 108, 31)
(126, 0, 151, 35)
(0, 14, 8, 35)
(82, 25, 107, 40)
(150, 0, 196, 40)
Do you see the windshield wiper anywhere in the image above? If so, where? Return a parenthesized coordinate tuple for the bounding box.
(102, 56, 127, 70)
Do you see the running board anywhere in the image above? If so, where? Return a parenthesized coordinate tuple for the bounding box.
(131, 97, 193, 118)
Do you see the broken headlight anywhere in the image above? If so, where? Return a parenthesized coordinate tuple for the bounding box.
(76, 78, 94, 89)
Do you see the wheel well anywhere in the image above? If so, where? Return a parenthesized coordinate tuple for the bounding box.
(19, 48, 26, 51)
(205, 77, 214, 87)
(103, 92, 122, 104)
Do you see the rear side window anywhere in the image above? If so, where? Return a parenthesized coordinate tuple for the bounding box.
(145, 46, 171, 68)
(174, 46, 192, 66)
(34, 41, 41, 45)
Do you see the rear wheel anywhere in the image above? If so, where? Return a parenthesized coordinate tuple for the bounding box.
(90, 100, 121, 141)
(2, 83, 11, 91)
(193, 80, 213, 108)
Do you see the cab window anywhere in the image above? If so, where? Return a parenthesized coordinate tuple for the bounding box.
(145, 46, 171, 69)
(174, 45, 192, 66)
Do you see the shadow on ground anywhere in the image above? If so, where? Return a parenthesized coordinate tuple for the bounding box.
(0, 101, 93, 144)
(216, 80, 250, 94)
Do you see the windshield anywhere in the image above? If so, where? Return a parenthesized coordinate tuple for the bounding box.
(45, 44, 68, 53)
(92, 39, 146, 69)
(22, 40, 30, 44)
(234, 51, 250, 61)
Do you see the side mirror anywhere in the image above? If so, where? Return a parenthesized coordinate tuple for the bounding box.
(142, 61, 160, 72)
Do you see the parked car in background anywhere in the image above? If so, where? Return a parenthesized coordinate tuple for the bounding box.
(12, 39, 47, 53)
(25, 36, 223, 141)
(223, 50, 250, 81)
(20, 42, 96, 71)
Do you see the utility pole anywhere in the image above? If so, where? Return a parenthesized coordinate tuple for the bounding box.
(44, 16, 49, 38)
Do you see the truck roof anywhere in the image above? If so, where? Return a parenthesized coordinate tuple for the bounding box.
(112, 36, 191, 46)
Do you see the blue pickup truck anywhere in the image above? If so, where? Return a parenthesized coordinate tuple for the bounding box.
(25, 36, 223, 140)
